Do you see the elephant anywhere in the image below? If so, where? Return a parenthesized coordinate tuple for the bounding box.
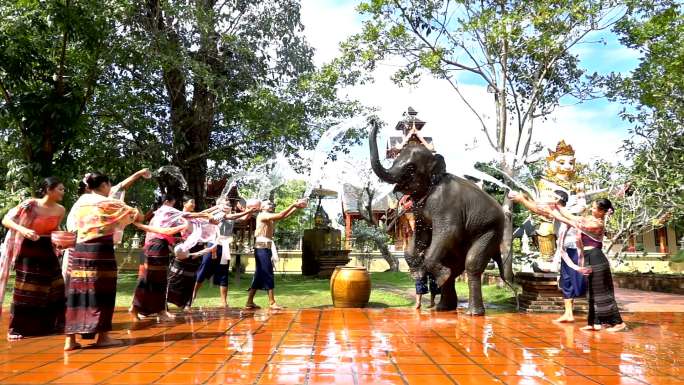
(369, 120, 507, 315)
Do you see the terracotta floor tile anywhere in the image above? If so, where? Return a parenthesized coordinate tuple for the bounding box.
(50, 371, 114, 383)
(542, 376, 602, 385)
(570, 366, 620, 376)
(430, 354, 473, 365)
(584, 376, 648, 385)
(0, 372, 63, 384)
(154, 372, 214, 384)
(553, 357, 601, 366)
(449, 374, 505, 385)
(354, 362, 398, 374)
(104, 372, 164, 384)
(31, 362, 90, 372)
(12, 353, 63, 362)
(357, 374, 406, 385)
(627, 376, 684, 385)
(398, 364, 445, 375)
(496, 375, 553, 385)
(98, 353, 152, 363)
(440, 364, 489, 375)
(62, 352, 112, 362)
(308, 373, 356, 385)
(83, 362, 135, 372)
(218, 361, 267, 373)
(256, 373, 307, 385)
(173, 361, 223, 372)
(127, 361, 181, 372)
(205, 372, 260, 384)
(0, 362, 43, 372)
(0, 309, 679, 385)
(393, 355, 433, 365)
(471, 356, 517, 365)
(404, 374, 456, 385)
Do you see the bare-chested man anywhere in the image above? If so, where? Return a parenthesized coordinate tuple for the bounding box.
(244, 198, 307, 310)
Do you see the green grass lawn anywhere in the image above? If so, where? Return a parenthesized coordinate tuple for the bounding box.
(2, 271, 517, 310)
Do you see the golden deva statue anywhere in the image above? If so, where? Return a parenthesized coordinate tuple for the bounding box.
(533, 140, 585, 261)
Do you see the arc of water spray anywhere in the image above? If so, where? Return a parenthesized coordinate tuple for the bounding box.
(218, 153, 294, 201)
(303, 115, 369, 198)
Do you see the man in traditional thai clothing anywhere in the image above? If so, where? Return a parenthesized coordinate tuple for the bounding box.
(192, 199, 255, 308)
(244, 198, 307, 310)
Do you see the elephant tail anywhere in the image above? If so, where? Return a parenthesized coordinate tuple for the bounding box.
(492, 252, 520, 310)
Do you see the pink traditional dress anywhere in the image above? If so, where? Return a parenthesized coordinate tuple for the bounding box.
(131, 205, 185, 316)
(64, 193, 138, 335)
(1, 200, 65, 336)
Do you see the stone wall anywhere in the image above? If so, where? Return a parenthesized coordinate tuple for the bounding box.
(612, 272, 684, 295)
(115, 249, 411, 273)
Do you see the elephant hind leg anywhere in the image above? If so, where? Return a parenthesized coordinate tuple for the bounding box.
(464, 231, 501, 316)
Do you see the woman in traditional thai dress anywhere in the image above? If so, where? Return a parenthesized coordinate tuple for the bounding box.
(1, 177, 66, 340)
(64, 172, 143, 350)
(130, 195, 187, 320)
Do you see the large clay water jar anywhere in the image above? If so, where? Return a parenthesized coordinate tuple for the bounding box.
(330, 266, 371, 308)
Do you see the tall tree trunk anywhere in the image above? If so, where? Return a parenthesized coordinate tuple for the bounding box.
(361, 184, 399, 272)
(146, 0, 217, 210)
(375, 238, 399, 272)
(501, 196, 514, 281)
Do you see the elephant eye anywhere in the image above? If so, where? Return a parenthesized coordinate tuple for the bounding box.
(405, 164, 416, 174)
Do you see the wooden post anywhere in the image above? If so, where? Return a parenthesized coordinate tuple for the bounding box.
(658, 227, 668, 254)
(345, 213, 352, 248)
(627, 235, 636, 252)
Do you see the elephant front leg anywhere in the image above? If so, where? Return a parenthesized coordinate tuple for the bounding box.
(422, 235, 452, 288)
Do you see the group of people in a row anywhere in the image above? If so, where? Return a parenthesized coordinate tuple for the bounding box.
(1, 169, 307, 351)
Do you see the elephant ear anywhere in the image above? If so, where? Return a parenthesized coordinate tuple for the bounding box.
(430, 154, 446, 184)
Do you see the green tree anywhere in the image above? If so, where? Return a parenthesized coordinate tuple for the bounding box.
(341, 0, 624, 280)
(0, 0, 120, 188)
(342, 160, 400, 272)
(272, 179, 309, 249)
(577, 159, 676, 256)
(605, 1, 684, 234)
(109, 0, 361, 209)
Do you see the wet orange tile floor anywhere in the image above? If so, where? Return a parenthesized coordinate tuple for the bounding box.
(0, 308, 682, 384)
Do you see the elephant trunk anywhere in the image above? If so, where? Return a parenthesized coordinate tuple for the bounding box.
(369, 117, 399, 184)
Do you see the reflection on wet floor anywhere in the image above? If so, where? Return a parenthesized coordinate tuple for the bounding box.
(0, 308, 682, 384)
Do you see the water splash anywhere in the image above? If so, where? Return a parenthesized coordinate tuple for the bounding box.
(153, 165, 188, 190)
(303, 116, 369, 198)
(219, 153, 294, 201)
(442, 142, 539, 198)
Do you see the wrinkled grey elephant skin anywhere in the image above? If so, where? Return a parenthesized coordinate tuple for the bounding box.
(369, 120, 506, 315)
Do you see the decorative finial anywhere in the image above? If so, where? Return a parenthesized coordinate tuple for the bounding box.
(546, 140, 575, 161)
